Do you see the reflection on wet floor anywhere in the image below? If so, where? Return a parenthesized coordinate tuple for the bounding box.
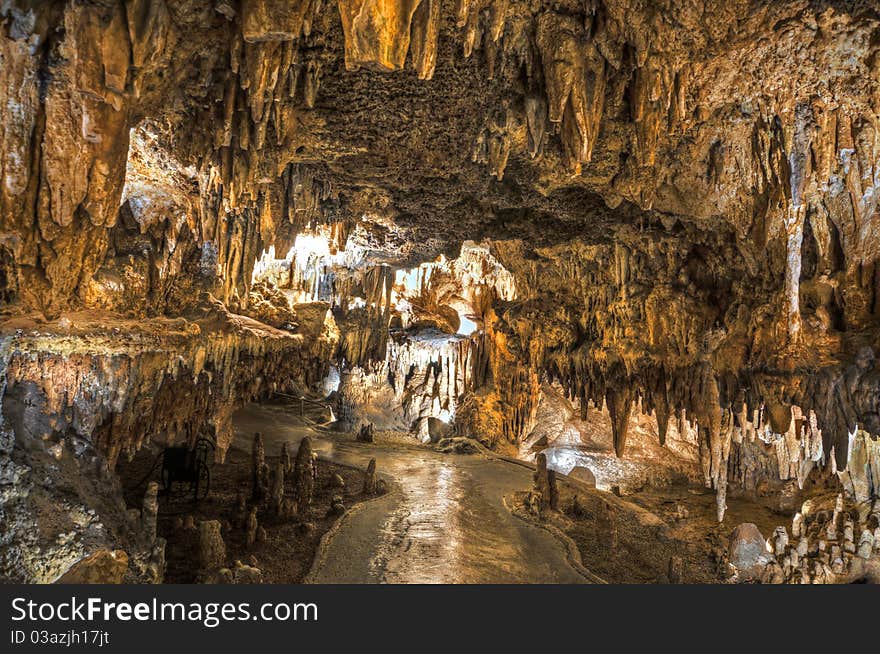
(371, 461, 463, 583)
(233, 401, 589, 584)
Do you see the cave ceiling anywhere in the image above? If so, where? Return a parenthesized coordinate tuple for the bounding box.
(2, 1, 880, 476)
(7, 0, 879, 295)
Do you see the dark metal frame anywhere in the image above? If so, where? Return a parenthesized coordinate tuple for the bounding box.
(160, 435, 215, 501)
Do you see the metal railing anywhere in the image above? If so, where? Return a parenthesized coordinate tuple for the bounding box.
(271, 390, 334, 419)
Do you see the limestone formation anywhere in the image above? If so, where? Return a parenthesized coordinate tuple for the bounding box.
(356, 423, 375, 443)
(792, 513, 804, 539)
(281, 442, 292, 474)
(667, 556, 684, 584)
(234, 491, 248, 528)
(232, 561, 263, 584)
(728, 524, 771, 580)
(534, 452, 558, 513)
(252, 432, 266, 501)
(246, 509, 259, 549)
(363, 458, 377, 495)
(751, 495, 880, 583)
(198, 520, 226, 573)
(773, 527, 789, 557)
(293, 437, 315, 507)
(327, 495, 346, 517)
(2, 0, 880, 585)
(568, 467, 597, 489)
(56, 550, 129, 584)
(270, 461, 285, 517)
(857, 530, 874, 559)
(141, 482, 159, 545)
(209, 569, 234, 584)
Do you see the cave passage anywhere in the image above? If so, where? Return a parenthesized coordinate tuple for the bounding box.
(2, 0, 880, 585)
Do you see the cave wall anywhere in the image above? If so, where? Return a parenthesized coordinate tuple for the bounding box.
(0, 303, 338, 582)
(470, 230, 880, 518)
(2, 0, 880, 577)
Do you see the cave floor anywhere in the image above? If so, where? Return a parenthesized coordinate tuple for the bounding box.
(549, 483, 797, 583)
(233, 399, 822, 584)
(233, 399, 590, 583)
(119, 429, 371, 583)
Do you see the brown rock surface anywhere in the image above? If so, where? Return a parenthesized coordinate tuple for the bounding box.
(56, 550, 129, 584)
(728, 523, 771, 580)
(2, 0, 880, 582)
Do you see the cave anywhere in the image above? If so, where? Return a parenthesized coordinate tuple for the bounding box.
(1, 0, 879, 586)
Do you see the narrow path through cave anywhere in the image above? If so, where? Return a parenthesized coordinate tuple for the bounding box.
(232, 401, 590, 584)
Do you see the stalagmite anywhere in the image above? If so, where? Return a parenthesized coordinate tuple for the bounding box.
(246, 509, 259, 549)
(357, 423, 375, 443)
(252, 432, 266, 501)
(363, 458, 377, 495)
(294, 437, 315, 507)
(773, 527, 789, 556)
(534, 452, 558, 512)
(141, 482, 159, 544)
(234, 491, 248, 528)
(198, 521, 226, 572)
(281, 442, 292, 474)
(232, 561, 263, 584)
(792, 512, 804, 539)
(270, 461, 285, 517)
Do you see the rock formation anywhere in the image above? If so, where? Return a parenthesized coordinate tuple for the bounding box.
(2, 0, 880, 582)
(737, 495, 880, 584)
(252, 432, 266, 500)
(269, 460, 285, 516)
(293, 436, 315, 507)
(198, 520, 227, 573)
(363, 458, 377, 495)
(534, 451, 558, 512)
(281, 442, 292, 474)
(246, 508, 259, 549)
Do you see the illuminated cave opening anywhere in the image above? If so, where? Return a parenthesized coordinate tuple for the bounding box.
(249, 230, 518, 444)
(2, 0, 880, 586)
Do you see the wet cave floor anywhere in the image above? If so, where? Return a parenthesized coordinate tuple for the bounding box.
(118, 397, 828, 584)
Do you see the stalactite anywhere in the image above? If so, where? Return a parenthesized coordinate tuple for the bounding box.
(782, 103, 814, 341)
(535, 12, 606, 173)
(605, 387, 633, 458)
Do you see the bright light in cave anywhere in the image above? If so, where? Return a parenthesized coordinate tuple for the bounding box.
(293, 232, 332, 258)
(322, 365, 341, 395)
(252, 225, 371, 305)
(395, 266, 425, 294)
(457, 314, 477, 336)
(251, 244, 280, 280)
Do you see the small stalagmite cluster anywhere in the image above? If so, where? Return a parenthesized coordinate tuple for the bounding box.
(2, 0, 880, 583)
(730, 493, 880, 584)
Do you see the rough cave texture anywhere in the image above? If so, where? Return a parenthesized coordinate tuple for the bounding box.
(2, 0, 880, 581)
